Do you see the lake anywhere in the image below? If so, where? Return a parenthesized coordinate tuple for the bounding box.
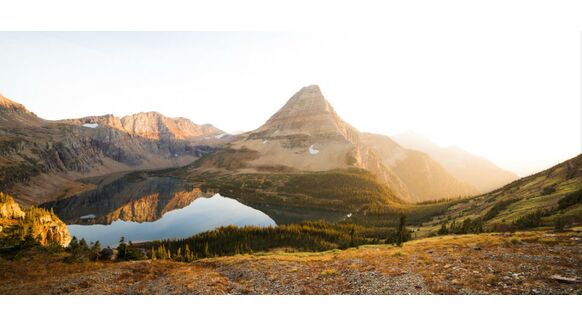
(42, 176, 276, 247)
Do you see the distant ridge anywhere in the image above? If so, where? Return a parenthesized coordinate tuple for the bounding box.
(393, 131, 518, 193)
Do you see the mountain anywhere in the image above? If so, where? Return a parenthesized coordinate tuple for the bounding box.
(0, 93, 224, 205)
(392, 131, 518, 193)
(228, 85, 368, 172)
(360, 133, 477, 201)
(420, 153, 582, 234)
(0, 94, 43, 127)
(0, 192, 71, 247)
(192, 85, 476, 202)
(61, 112, 224, 142)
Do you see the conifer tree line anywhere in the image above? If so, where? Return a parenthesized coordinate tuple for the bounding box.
(142, 220, 412, 261)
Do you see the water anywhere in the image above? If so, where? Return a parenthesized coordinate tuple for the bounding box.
(42, 176, 276, 247)
(67, 194, 275, 247)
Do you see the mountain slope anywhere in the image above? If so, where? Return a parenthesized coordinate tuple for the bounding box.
(361, 133, 478, 201)
(393, 131, 518, 193)
(419, 153, 582, 234)
(190, 85, 417, 202)
(228, 85, 368, 172)
(192, 85, 476, 202)
(0, 94, 222, 205)
(0, 94, 43, 128)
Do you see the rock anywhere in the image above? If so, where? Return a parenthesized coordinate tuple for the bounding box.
(100, 247, 118, 261)
(451, 279, 461, 285)
(0, 192, 71, 247)
(550, 275, 580, 283)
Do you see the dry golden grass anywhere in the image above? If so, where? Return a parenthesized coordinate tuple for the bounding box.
(1, 229, 580, 294)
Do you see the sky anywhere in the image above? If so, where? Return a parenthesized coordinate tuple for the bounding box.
(0, 31, 580, 176)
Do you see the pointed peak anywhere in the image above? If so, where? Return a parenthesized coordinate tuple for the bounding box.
(298, 84, 322, 93)
(274, 84, 329, 117)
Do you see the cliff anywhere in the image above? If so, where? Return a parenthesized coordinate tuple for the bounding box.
(0, 192, 71, 247)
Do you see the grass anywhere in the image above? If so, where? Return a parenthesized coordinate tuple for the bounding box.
(1, 229, 580, 294)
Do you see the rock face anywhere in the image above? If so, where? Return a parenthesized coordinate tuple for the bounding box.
(62, 112, 224, 142)
(0, 192, 71, 247)
(392, 131, 518, 193)
(229, 85, 366, 172)
(0, 93, 224, 205)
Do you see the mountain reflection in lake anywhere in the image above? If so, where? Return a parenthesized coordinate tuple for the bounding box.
(42, 175, 276, 247)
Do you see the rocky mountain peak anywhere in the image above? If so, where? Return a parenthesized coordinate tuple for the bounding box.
(255, 85, 359, 144)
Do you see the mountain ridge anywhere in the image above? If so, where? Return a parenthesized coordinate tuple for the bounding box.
(392, 131, 518, 192)
(0, 93, 225, 205)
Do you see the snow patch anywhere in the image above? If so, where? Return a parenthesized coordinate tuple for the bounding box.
(308, 144, 319, 155)
(347, 213, 352, 218)
(215, 133, 227, 139)
(82, 123, 98, 128)
(262, 140, 268, 144)
(80, 214, 96, 220)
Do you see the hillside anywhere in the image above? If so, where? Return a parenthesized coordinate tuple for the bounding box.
(0, 93, 222, 205)
(183, 168, 404, 224)
(393, 131, 518, 193)
(417, 154, 582, 236)
(1, 229, 579, 294)
(0, 192, 70, 247)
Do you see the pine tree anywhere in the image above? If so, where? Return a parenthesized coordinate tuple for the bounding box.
(151, 247, 157, 260)
(117, 236, 127, 260)
(91, 240, 101, 261)
(396, 215, 407, 247)
(185, 244, 191, 259)
(69, 236, 79, 251)
(203, 242, 210, 258)
(79, 238, 89, 252)
(176, 247, 182, 261)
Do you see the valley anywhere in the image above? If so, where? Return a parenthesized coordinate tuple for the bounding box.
(1, 85, 581, 295)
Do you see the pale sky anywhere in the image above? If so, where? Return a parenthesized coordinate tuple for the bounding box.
(0, 31, 580, 176)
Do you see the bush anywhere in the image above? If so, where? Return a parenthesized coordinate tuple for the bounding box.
(557, 189, 582, 210)
(482, 199, 520, 221)
(541, 186, 556, 195)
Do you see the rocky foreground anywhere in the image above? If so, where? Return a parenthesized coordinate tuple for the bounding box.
(1, 229, 580, 295)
